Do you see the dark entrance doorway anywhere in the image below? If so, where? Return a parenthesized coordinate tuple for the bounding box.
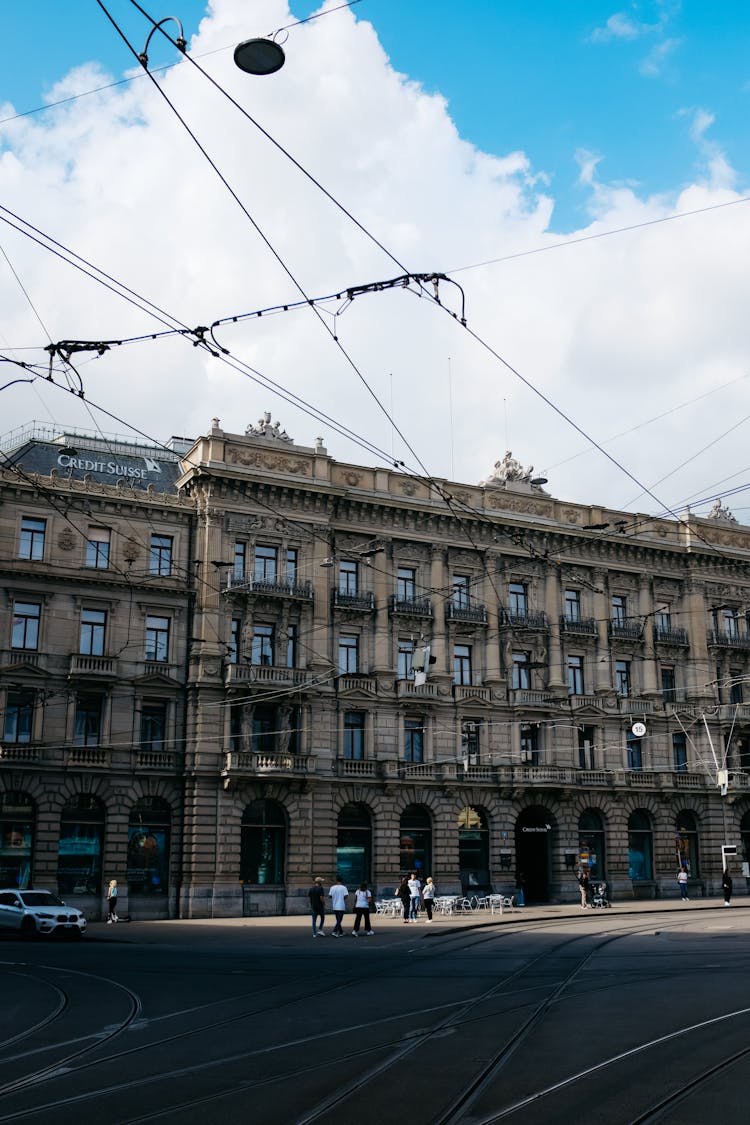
(515, 806, 553, 902)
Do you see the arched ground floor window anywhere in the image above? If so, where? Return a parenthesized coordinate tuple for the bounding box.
(336, 803, 372, 885)
(628, 810, 653, 881)
(578, 809, 606, 881)
(241, 799, 286, 885)
(459, 805, 490, 891)
(128, 797, 171, 895)
(0, 791, 34, 889)
(675, 810, 700, 876)
(400, 805, 432, 879)
(58, 794, 104, 895)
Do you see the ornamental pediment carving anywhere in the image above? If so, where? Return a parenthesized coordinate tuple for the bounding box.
(226, 448, 310, 475)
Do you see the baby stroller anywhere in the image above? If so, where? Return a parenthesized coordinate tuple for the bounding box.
(590, 881, 611, 908)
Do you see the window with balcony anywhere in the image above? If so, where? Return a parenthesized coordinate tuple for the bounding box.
(12, 601, 40, 650)
(397, 567, 417, 601)
(626, 732, 643, 771)
(339, 559, 358, 595)
(509, 581, 528, 616)
(404, 716, 424, 763)
(520, 723, 540, 766)
(454, 644, 472, 686)
(512, 651, 531, 690)
(578, 725, 596, 769)
(229, 618, 241, 664)
(3, 690, 34, 744)
(672, 732, 688, 773)
(286, 624, 298, 669)
(611, 595, 627, 625)
(233, 541, 246, 580)
(343, 711, 365, 760)
(251, 625, 274, 666)
(85, 527, 110, 569)
(452, 575, 471, 609)
(251, 704, 276, 753)
(145, 615, 170, 662)
(398, 638, 415, 680)
(74, 695, 103, 746)
(149, 534, 173, 577)
(661, 666, 676, 704)
(568, 655, 584, 695)
(656, 606, 671, 632)
(564, 589, 581, 621)
(254, 545, 277, 582)
(729, 670, 744, 705)
(140, 703, 167, 752)
(338, 634, 359, 675)
(19, 517, 46, 561)
(80, 609, 106, 656)
(718, 608, 739, 639)
(286, 548, 298, 583)
(615, 659, 631, 697)
(461, 720, 481, 763)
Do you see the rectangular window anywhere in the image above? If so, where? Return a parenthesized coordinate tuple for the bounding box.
(626, 732, 643, 771)
(661, 666, 676, 704)
(397, 567, 416, 600)
(145, 615, 170, 662)
(233, 541, 246, 580)
(286, 548, 298, 583)
(286, 624, 298, 669)
(568, 655, 584, 695)
(19, 517, 46, 561)
(254, 545, 277, 582)
(251, 625, 274, 666)
(74, 695, 103, 746)
(578, 725, 596, 769)
(729, 671, 743, 705)
(520, 723, 540, 766)
(611, 595, 627, 624)
(398, 638, 415, 680)
(230, 704, 243, 752)
(461, 720, 480, 762)
(673, 732, 688, 773)
(85, 527, 110, 569)
(615, 659, 631, 696)
(452, 575, 471, 609)
(343, 711, 365, 760)
(149, 534, 173, 577)
(251, 704, 276, 754)
(338, 634, 359, 675)
(229, 618, 241, 664)
(512, 651, 531, 690)
(140, 703, 167, 752)
(12, 601, 41, 650)
(509, 581, 528, 616)
(339, 559, 358, 595)
(564, 589, 581, 621)
(719, 608, 739, 639)
(3, 690, 34, 743)
(454, 644, 472, 685)
(80, 608, 106, 656)
(404, 717, 424, 763)
(656, 606, 671, 631)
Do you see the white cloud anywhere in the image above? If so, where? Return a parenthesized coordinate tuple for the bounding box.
(589, 12, 646, 43)
(1, 0, 750, 521)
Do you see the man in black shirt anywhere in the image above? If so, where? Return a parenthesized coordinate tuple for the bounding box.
(309, 877, 326, 936)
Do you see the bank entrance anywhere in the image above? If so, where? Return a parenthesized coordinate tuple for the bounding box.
(515, 807, 554, 902)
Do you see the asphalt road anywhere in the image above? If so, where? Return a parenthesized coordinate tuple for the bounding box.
(1, 899, 749, 1124)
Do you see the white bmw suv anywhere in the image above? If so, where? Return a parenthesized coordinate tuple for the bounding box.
(0, 889, 87, 937)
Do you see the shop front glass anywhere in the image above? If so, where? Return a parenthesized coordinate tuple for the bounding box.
(675, 810, 700, 876)
(127, 797, 170, 895)
(578, 809, 606, 881)
(399, 805, 432, 879)
(241, 799, 286, 884)
(0, 791, 34, 889)
(336, 803, 372, 885)
(628, 809, 653, 881)
(57, 795, 104, 895)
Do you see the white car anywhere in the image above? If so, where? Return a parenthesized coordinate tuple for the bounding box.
(0, 889, 87, 937)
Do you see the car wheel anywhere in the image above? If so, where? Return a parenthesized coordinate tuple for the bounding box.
(20, 917, 37, 938)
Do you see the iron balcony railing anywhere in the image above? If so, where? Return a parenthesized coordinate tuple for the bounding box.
(389, 595, 432, 617)
(707, 629, 750, 650)
(654, 626, 689, 646)
(331, 589, 375, 611)
(609, 619, 643, 640)
(560, 615, 597, 635)
(446, 602, 488, 624)
(224, 574, 313, 599)
(501, 610, 548, 630)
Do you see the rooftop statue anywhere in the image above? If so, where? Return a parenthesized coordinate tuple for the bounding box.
(707, 498, 737, 524)
(245, 412, 292, 442)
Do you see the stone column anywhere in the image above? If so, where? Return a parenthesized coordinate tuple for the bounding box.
(594, 571, 611, 693)
(430, 547, 448, 676)
(545, 567, 565, 690)
(639, 575, 658, 696)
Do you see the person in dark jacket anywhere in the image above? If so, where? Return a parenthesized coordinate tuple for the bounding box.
(396, 876, 412, 923)
(308, 877, 326, 936)
(722, 869, 733, 905)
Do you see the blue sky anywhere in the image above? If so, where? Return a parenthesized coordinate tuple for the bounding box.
(2, 1, 750, 513)
(4, 1, 749, 230)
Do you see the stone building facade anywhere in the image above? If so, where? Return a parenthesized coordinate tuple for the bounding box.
(3, 418, 750, 918)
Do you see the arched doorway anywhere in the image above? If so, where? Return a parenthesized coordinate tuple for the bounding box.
(675, 810, 700, 876)
(128, 797, 171, 898)
(336, 803, 372, 886)
(515, 807, 553, 902)
(58, 794, 104, 896)
(0, 791, 34, 889)
(578, 809, 606, 882)
(240, 799, 286, 885)
(400, 805, 432, 880)
(628, 809, 653, 882)
(458, 806, 490, 892)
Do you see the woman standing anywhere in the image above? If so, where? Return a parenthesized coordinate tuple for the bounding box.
(352, 883, 374, 935)
(422, 877, 436, 922)
(106, 879, 118, 924)
(396, 876, 411, 923)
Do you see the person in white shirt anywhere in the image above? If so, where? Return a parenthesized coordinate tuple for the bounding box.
(407, 872, 422, 921)
(352, 883, 375, 935)
(328, 876, 349, 936)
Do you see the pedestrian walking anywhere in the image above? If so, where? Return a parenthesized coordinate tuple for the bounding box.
(328, 875, 349, 935)
(352, 883, 374, 935)
(309, 876, 326, 936)
(722, 869, 733, 905)
(106, 879, 118, 924)
(396, 875, 411, 923)
(422, 876, 436, 922)
(677, 867, 689, 901)
(515, 872, 526, 907)
(577, 869, 590, 910)
(407, 871, 422, 921)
